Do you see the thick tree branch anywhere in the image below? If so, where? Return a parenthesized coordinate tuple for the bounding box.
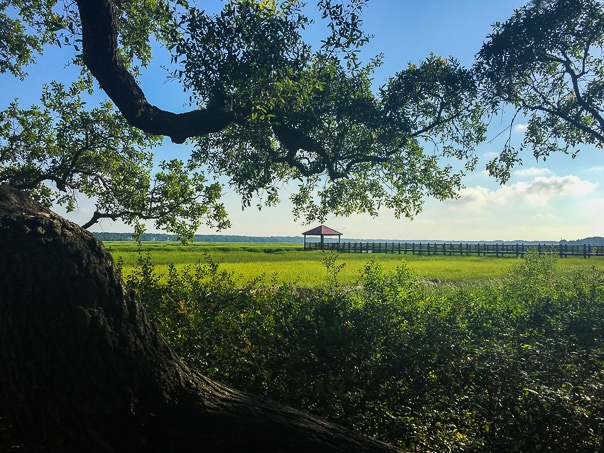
(81, 208, 167, 229)
(271, 123, 347, 179)
(563, 59, 604, 135)
(75, 0, 236, 143)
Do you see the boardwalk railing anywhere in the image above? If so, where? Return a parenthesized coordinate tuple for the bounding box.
(303, 242, 604, 258)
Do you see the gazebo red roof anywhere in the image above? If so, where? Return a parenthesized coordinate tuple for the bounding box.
(302, 225, 342, 236)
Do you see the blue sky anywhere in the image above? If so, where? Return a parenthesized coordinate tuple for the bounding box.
(5, 0, 604, 241)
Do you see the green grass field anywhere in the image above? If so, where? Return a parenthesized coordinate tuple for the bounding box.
(104, 241, 604, 287)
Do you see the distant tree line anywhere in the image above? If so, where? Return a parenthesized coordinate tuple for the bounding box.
(92, 231, 305, 243)
(560, 237, 604, 246)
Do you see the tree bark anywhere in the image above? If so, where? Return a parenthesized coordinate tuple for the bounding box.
(0, 185, 400, 452)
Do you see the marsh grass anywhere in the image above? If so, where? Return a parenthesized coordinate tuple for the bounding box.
(105, 241, 604, 286)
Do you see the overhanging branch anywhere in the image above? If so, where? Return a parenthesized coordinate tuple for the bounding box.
(75, 0, 236, 144)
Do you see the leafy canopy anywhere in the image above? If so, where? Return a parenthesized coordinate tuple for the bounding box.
(0, 78, 229, 240)
(9, 0, 604, 236)
(476, 0, 604, 182)
(171, 0, 485, 222)
(0, 0, 489, 235)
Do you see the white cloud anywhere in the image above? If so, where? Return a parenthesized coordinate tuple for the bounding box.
(451, 175, 597, 210)
(465, 186, 500, 207)
(523, 175, 596, 198)
(513, 123, 528, 133)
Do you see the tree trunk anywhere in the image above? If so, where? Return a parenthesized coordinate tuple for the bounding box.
(0, 185, 400, 452)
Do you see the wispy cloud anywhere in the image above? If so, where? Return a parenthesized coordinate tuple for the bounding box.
(482, 151, 500, 160)
(513, 167, 552, 178)
(523, 175, 596, 198)
(534, 212, 557, 221)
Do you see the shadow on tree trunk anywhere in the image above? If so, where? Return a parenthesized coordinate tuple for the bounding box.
(0, 185, 400, 452)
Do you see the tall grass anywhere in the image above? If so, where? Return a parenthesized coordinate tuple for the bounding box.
(106, 241, 604, 286)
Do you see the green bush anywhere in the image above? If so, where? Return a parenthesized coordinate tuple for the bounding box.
(126, 251, 604, 452)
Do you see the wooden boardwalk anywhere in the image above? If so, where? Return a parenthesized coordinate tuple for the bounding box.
(304, 242, 604, 258)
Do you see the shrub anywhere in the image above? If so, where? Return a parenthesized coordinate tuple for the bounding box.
(127, 251, 604, 451)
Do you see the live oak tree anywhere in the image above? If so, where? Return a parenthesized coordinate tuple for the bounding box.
(1, 0, 489, 238)
(78, 0, 488, 221)
(0, 0, 488, 449)
(6, 0, 596, 450)
(476, 0, 604, 182)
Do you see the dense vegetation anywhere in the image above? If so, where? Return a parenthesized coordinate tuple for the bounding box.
(121, 251, 604, 451)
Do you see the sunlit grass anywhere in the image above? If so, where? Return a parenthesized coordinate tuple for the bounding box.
(104, 241, 604, 287)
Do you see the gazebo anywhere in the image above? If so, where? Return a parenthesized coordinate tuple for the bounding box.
(302, 225, 342, 250)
